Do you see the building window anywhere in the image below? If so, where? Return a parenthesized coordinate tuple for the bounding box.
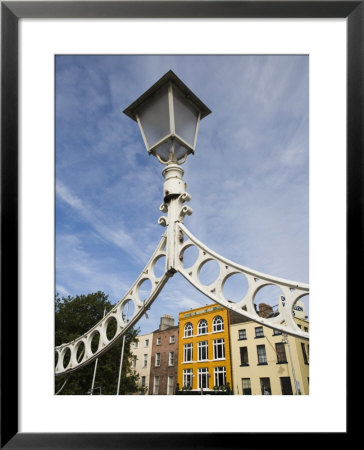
(213, 339, 225, 360)
(153, 376, 159, 395)
(214, 366, 226, 387)
(255, 326, 264, 338)
(238, 329, 247, 340)
(141, 376, 146, 387)
(212, 315, 224, 332)
(143, 354, 148, 368)
(184, 343, 193, 362)
(257, 345, 267, 365)
(304, 327, 308, 333)
(198, 319, 208, 335)
(260, 378, 272, 395)
(168, 351, 175, 366)
(184, 322, 193, 337)
(155, 353, 161, 367)
(242, 378, 252, 395)
(170, 335, 175, 344)
(240, 347, 249, 366)
(133, 341, 138, 349)
(273, 329, 282, 336)
(183, 369, 193, 388)
(301, 343, 309, 364)
(145, 339, 149, 347)
(156, 337, 161, 345)
(167, 376, 174, 395)
(275, 342, 287, 363)
(280, 377, 293, 395)
(131, 355, 137, 368)
(198, 341, 208, 361)
(198, 367, 209, 389)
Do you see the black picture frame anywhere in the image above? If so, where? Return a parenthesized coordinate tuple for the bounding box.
(1, 1, 356, 448)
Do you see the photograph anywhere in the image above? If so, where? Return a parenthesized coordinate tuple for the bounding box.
(55, 55, 309, 396)
(1, 0, 355, 444)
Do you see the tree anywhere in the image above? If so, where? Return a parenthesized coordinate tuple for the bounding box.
(55, 291, 143, 395)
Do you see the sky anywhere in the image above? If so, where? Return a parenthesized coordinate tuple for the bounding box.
(55, 55, 309, 335)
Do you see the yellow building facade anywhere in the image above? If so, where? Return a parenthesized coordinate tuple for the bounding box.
(177, 304, 233, 393)
(229, 315, 309, 395)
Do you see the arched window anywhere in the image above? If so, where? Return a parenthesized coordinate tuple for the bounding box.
(184, 322, 193, 337)
(198, 319, 208, 335)
(213, 315, 224, 332)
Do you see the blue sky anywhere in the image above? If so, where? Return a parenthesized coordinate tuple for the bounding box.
(56, 55, 309, 334)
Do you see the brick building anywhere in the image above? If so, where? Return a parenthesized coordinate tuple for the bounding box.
(149, 315, 178, 395)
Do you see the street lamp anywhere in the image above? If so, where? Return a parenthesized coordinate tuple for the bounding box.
(123, 70, 211, 165)
(124, 70, 212, 274)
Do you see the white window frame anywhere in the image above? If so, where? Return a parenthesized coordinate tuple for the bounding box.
(257, 345, 267, 364)
(213, 338, 225, 360)
(156, 337, 161, 345)
(255, 326, 264, 338)
(143, 354, 148, 368)
(168, 351, 175, 366)
(212, 315, 224, 332)
(167, 376, 174, 395)
(170, 335, 175, 344)
(131, 355, 137, 368)
(183, 343, 193, 362)
(145, 339, 149, 347)
(155, 352, 161, 366)
(198, 340, 208, 361)
(183, 369, 193, 388)
(214, 366, 226, 387)
(198, 319, 208, 335)
(184, 322, 193, 337)
(153, 376, 159, 395)
(198, 367, 209, 390)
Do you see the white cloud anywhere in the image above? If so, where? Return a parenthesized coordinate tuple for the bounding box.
(56, 179, 147, 263)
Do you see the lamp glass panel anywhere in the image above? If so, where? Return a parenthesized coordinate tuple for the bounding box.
(173, 89, 199, 147)
(154, 140, 189, 163)
(154, 141, 172, 162)
(137, 86, 170, 148)
(173, 142, 189, 161)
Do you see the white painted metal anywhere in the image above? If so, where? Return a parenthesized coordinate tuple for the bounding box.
(168, 83, 175, 135)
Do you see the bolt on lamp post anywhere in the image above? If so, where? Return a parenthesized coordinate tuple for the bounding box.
(55, 70, 309, 378)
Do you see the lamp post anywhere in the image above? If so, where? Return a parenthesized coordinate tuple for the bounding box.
(124, 70, 211, 275)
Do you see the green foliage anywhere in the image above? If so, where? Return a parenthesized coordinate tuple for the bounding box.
(55, 291, 143, 395)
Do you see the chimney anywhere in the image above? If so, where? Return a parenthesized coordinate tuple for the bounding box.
(159, 314, 175, 331)
(258, 303, 273, 318)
